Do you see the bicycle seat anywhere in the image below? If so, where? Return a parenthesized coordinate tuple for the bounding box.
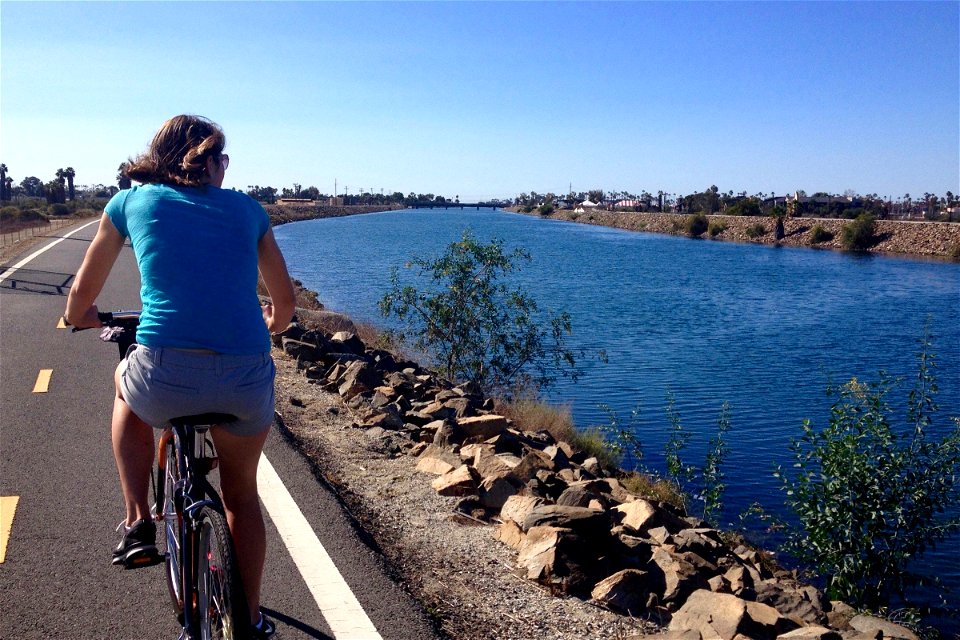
(170, 413, 238, 427)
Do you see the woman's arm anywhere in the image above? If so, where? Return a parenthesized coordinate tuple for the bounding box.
(257, 228, 296, 334)
(64, 213, 126, 328)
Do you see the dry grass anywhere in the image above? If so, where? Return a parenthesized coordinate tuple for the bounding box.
(618, 471, 686, 512)
(494, 393, 576, 443)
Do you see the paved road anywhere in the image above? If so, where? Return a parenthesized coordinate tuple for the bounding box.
(0, 220, 440, 640)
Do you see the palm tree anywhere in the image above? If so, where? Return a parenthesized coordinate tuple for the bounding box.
(52, 168, 67, 204)
(0, 163, 7, 200)
(64, 167, 76, 200)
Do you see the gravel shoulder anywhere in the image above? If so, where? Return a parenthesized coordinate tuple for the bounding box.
(272, 354, 659, 640)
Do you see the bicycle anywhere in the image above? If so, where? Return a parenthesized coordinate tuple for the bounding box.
(72, 310, 248, 640)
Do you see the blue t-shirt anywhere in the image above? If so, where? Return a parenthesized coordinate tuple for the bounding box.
(105, 184, 271, 354)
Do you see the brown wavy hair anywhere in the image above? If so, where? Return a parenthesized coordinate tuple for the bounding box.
(123, 115, 225, 187)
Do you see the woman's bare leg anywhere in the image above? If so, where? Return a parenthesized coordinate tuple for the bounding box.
(211, 425, 269, 624)
(113, 363, 154, 525)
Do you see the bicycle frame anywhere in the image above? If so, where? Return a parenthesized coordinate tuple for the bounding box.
(156, 422, 225, 638)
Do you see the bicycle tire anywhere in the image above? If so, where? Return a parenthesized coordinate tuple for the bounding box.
(196, 506, 247, 640)
(157, 438, 184, 615)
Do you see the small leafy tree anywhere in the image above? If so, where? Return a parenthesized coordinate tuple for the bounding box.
(379, 230, 577, 394)
(775, 332, 960, 609)
(664, 396, 732, 524)
(699, 402, 731, 525)
(664, 392, 694, 494)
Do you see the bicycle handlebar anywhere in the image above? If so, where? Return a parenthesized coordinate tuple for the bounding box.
(65, 310, 141, 332)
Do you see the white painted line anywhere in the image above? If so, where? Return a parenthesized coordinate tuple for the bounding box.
(257, 453, 383, 640)
(0, 218, 100, 285)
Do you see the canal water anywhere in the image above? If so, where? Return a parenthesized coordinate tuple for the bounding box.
(274, 207, 960, 619)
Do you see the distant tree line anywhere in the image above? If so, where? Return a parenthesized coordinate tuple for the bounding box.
(0, 163, 120, 205)
(243, 185, 508, 208)
(514, 186, 960, 222)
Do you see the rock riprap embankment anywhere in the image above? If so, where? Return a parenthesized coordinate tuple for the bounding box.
(517, 209, 960, 259)
(275, 320, 922, 640)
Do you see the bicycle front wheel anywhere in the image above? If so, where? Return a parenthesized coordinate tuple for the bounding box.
(197, 507, 247, 640)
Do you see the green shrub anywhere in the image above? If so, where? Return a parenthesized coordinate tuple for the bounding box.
(686, 213, 709, 237)
(48, 203, 70, 216)
(775, 333, 960, 609)
(809, 224, 833, 244)
(745, 222, 767, 238)
(19, 209, 47, 222)
(0, 206, 19, 222)
(379, 230, 578, 394)
(538, 202, 555, 216)
(840, 213, 876, 251)
(708, 221, 727, 237)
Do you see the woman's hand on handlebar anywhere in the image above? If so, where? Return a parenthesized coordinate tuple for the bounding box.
(262, 301, 283, 334)
(66, 304, 103, 330)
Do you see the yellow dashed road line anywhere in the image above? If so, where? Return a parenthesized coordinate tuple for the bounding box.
(1, 496, 20, 563)
(33, 369, 53, 393)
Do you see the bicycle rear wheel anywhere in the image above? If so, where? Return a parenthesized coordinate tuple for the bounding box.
(197, 506, 247, 640)
(156, 437, 184, 615)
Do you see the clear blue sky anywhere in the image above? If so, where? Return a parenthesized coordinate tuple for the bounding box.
(2, 1, 957, 201)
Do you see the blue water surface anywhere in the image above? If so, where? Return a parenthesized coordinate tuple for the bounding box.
(275, 208, 960, 620)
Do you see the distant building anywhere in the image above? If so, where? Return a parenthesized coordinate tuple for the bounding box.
(574, 200, 600, 213)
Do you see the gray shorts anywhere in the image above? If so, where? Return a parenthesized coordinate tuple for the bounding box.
(119, 345, 276, 436)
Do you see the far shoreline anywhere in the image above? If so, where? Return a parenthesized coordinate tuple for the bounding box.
(506, 206, 960, 261)
(265, 202, 960, 262)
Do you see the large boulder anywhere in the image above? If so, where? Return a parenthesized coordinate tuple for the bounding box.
(522, 504, 608, 538)
(330, 331, 365, 356)
(431, 465, 478, 496)
(754, 579, 826, 626)
(515, 525, 597, 595)
(500, 495, 544, 527)
(649, 547, 708, 605)
(457, 414, 509, 439)
(338, 360, 380, 400)
(776, 627, 842, 640)
(668, 590, 799, 640)
(281, 337, 324, 362)
(849, 614, 919, 640)
(591, 569, 658, 615)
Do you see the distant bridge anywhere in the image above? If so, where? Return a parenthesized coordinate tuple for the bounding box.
(409, 202, 503, 210)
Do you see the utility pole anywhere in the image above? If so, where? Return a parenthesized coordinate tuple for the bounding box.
(335, 179, 337, 198)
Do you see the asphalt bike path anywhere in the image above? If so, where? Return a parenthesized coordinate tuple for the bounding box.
(0, 221, 440, 640)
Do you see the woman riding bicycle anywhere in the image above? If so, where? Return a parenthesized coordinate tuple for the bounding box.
(65, 114, 295, 639)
